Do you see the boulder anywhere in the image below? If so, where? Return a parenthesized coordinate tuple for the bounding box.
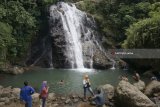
(5, 86, 12, 90)
(0, 66, 25, 74)
(12, 88, 20, 99)
(12, 66, 24, 75)
(32, 93, 40, 103)
(0, 91, 11, 98)
(100, 84, 115, 100)
(4, 97, 10, 105)
(0, 98, 6, 102)
(133, 80, 145, 91)
(73, 98, 79, 103)
(52, 103, 59, 107)
(0, 97, 10, 105)
(0, 86, 12, 98)
(145, 80, 160, 97)
(116, 80, 156, 107)
(48, 93, 56, 101)
(65, 98, 71, 104)
(61, 97, 66, 100)
(0, 102, 5, 107)
(70, 94, 77, 99)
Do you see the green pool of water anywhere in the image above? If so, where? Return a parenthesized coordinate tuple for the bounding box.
(0, 68, 140, 95)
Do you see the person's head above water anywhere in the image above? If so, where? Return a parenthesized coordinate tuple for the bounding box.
(24, 81, 28, 86)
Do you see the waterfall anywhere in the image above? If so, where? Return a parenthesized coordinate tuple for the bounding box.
(50, 2, 86, 68)
(48, 2, 114, 69)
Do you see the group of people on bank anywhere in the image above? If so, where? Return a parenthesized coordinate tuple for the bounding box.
(20, 81, 49, 107)
(20, 74, 105, 107)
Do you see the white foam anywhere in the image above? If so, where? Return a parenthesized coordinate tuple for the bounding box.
(110, 67, 116, 70)
(70, 68, 95, 72)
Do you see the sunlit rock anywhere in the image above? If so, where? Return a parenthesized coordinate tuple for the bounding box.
(116, 80, 156, 107)
(100, 84, 115, 100)
(145, 80, 160, 97)
(133, 80, 145, 91)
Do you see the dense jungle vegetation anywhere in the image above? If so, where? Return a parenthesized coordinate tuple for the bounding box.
(0, 0, 160, 70)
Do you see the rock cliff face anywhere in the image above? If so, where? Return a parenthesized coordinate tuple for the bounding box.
(26, 2, 113, 69)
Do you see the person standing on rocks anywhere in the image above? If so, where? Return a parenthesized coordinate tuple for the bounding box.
(39, 81, 49, 107)
(20, 81, 35, 107)
(83, 74, 94, 100)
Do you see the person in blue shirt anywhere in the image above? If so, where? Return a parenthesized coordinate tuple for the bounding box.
(20, 81, 35, 107)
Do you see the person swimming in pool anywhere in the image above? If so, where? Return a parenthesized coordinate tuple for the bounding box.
(58, 80, 65, 85)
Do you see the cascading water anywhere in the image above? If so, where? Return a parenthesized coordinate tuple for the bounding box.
(50, 2, 97, 69)
(58, 3, 84, 68)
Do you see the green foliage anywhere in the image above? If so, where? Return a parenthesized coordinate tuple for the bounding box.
(0, 22, 16, 66)
(0, 5, 7, 19)
(77, 0, 159, 48)
(123, 11, 160, 48)
(0, 0, 38, 66)
(134, 2, 151, 18)
(123, 2, 160, 49)
(0, 22, 16, 49)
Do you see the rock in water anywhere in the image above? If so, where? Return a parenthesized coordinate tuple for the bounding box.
(116, 80, 156, 107)
(12, 66, 24, 75)
(145, 80, 160, 97)
(133, 80, 145, 91)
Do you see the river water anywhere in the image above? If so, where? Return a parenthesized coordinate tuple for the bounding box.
(0, 68, 147, 95)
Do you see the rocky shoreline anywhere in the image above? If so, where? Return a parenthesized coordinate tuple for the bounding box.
(0, 66, 39, 75)
(0, 80, 160, 107)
